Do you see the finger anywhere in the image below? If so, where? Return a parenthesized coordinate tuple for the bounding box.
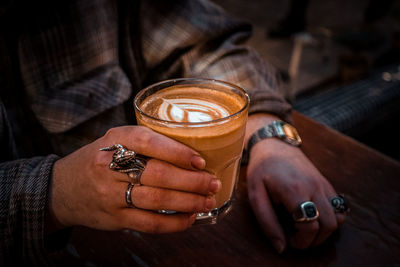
(118, 182, 216, 213)
(327, 191, 347, 226)
(119, 208, 197, 233)
(324, 183, 347, 226)
(130, 185, 217, 213)
(247, 176, 286, 253)
(287, 198, 320, 250)
(289, 220, 320, 250)
(336, 213, 346, 225)
(311, 194, 338, 246)
(140, 159, 220, 194)
(101, 126, 206, 170)
(111, 159, 220, 195)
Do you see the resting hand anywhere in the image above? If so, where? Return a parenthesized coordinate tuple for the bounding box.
(48, 126, 220, 234)
(246, 114, 346, 252)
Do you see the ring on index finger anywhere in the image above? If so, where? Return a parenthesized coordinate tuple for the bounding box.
(292, 201, 319, 222)
(100, 144, 148, 185)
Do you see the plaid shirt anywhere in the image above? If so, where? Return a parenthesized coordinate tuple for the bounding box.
(0, 0, 291, 264)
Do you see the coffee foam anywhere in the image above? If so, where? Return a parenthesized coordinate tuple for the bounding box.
(158, 98, 230, 123)
(140, 86, 243, 124)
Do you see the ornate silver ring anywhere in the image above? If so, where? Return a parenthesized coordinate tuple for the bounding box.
(330, 194, 350, 213)
(100, 144, 148, 184)
(292, 201, 319, 222)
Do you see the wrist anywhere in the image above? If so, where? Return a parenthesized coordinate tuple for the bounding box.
(243, 114, 301, 164)
(45, 205, 68, 235)
(45, 159, 69, 234)
(245, 113, 281, 144)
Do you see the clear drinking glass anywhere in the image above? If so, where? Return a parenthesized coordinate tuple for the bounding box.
(134, 78, 249, 224)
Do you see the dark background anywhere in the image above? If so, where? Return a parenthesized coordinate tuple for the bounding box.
(213, 0, 400, 161)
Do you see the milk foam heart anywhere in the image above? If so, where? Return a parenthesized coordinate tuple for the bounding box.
(158, 98, 230, 123)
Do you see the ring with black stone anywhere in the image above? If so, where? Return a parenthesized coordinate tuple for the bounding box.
(292, 201, 319, 222)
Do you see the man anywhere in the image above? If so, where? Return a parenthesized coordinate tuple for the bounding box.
(0, 0, 347, 264)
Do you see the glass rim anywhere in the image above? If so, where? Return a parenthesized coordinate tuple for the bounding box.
(134, 78, 250, 126)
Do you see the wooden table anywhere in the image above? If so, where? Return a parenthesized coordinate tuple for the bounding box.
(57, 112, 400, 266)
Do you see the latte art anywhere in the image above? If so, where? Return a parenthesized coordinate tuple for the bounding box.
(159, 98, 230, 123)
(138, 86, 243, 125)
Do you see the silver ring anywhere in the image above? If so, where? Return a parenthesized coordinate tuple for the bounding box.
(125, 183, 135, 208)
(330, 194, 350, 213)
(127, 169, 144, 185)
(292, 201, 319, 222)
(100, 144, 148, 174)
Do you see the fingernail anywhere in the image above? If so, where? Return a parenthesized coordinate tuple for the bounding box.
(205, 196, 216, 211)
(191, 155, 206, 170)
(273, 240, 285, 254)
(210, 178, 221, 193)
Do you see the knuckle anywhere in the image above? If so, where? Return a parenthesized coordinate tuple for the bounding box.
(93, 149, 108, 168)
(95, 184, 109, 198)
(286, 178, 319, 196)
(134, 127, 154, 151)
(104, 127, 118, 140)
(94, 185, 111, 211)
(285, 180, 304, 195)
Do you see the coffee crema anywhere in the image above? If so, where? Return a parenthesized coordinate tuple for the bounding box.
(139, 86, 242, 124)
(158, 98, 230, 123)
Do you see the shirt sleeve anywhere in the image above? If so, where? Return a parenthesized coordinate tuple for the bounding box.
(140, 0, 292, 122)
(0, 99, 66, 265)
(0, 155, 62, 265)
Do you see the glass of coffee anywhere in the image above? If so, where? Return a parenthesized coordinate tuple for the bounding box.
(134, 78, 249, 224)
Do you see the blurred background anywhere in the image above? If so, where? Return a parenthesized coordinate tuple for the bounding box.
(213, 0, 400, 161)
